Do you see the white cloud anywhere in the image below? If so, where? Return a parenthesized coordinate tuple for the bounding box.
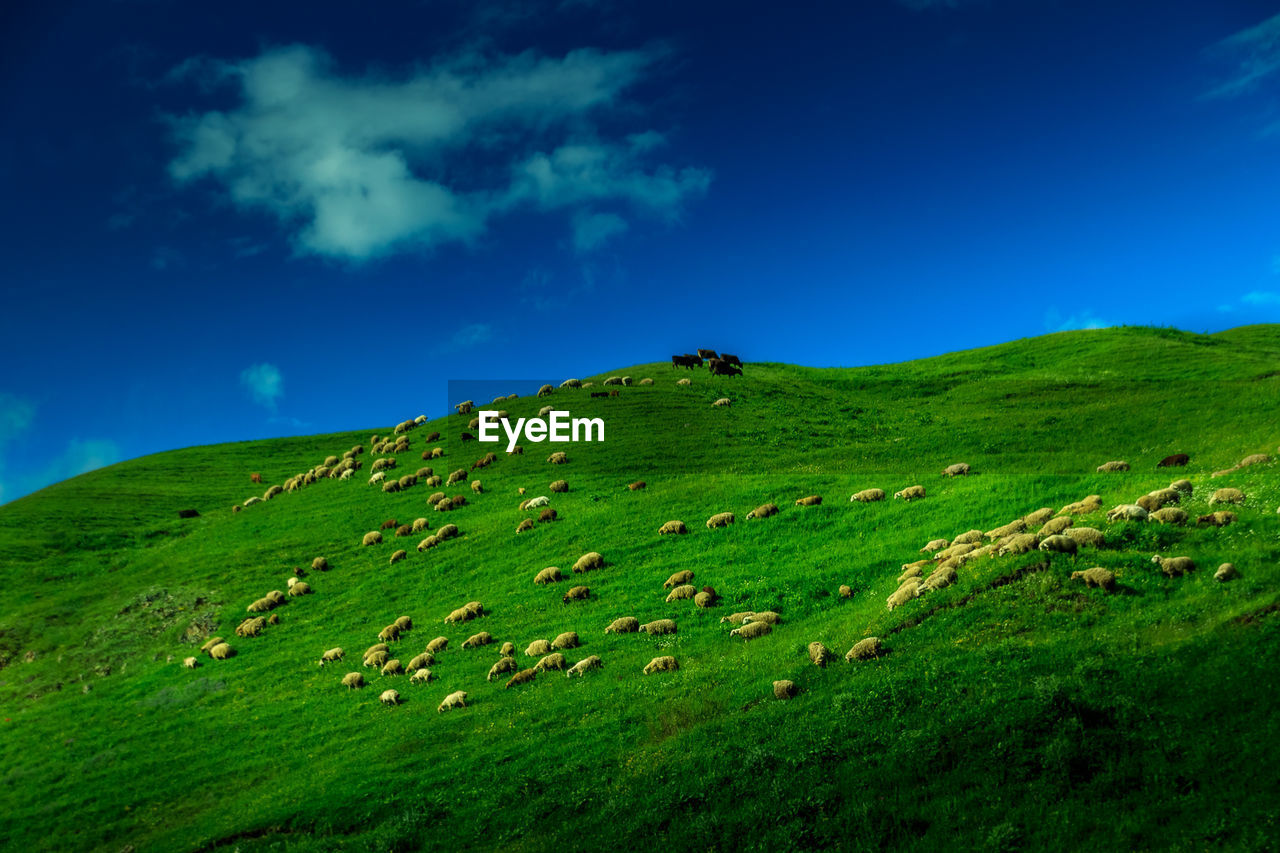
(448, 323, 494, 350)
(167, 44, 708, 260)
(1205, 13, 1280, 99)
(240, 363, 283, 410)
(572, 210, 628, 253)
(1046, 310, 1109, 332)
(1242, 290, 1280, 305)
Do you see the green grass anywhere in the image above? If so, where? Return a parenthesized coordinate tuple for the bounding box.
(2, 324, 1279, 851)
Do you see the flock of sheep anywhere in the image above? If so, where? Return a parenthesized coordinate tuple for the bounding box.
(196, 365, 1277, 711)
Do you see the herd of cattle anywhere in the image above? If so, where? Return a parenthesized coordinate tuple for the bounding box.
(672, 348, 743, 376)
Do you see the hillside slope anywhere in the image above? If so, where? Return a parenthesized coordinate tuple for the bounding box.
(2, 325, 1279, 851)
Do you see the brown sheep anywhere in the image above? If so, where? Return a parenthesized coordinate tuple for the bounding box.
(706, 512, 735, 529)
(450, 495, 467, 509)
(506, 669, 538, 689)
(563, 585, 590, 603)
(851, 488, 886, 502)
(539, 508, 558, 523)
(729, 621, 771, 640)
(250, 472, 263, 484)
(437, 690, 467, 713)
(846, 637, 883, 661)
(643, 656, 679, 675)
(462, 631, 493, 649)
(395, 525, 412, 538)
(516, 518, 535, 534)
(488, 657, 519, 681)
(640, 619, 677, 635)
(342, 672, 365, 689)
(1070, 567, 1116, 590)
(795, 495, 822, 507)
(534, 566, 564, 585)
(659, 520, 688, 535)
(628, 481, 646, 491)
(1198, 511, 1238, 527)
(605, 616, 640, 634)
(573, 552, 604, 573)
(808, 641, 835, 667)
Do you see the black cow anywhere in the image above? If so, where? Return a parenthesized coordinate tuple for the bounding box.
(720, 353, 742, 367)
(697, 348, 719, 361)
(710, 361, 742, 377)
(671, 354, 699, 369)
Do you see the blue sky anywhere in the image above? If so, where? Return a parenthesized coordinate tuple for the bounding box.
(2, 0, 1280, 503)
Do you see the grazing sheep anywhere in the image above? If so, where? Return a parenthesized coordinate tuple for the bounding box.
(1021, 508, 1054, 527)
(362, 531, 383, 546)
(1097, 460, 1130, 473)
(1198, 511, 1238, 527)
(200, 636, 226, 655)
(209, 643, 235, 660)
(663, 570, 695, 589)
(567, 655, 603, 677)
(1238, 453, 1270, 467)
(548, 452, 568, 464)
(605, 616, 640, 634)
(365, 643, 389, 657)
(730, 621, 772, 640)
(1157, 453, 1190, 468)
(437, 524, 459, 540)
(463, 632, 493, 650)
(524, 640, 553, 659)
(381, 659, 405, 676)
(499, 641, 515, 657)
(573, 552, 604, 573)
(417, 535, 440, 551)
(535, 652, 567, 672)
(429, 448, 444, 460)
(808, 641, 836, 667)
(659, 520, 688, 535)
(427, 636, 449, 653)
(1170, 479, 1193, 496)
(406, 653, 435, 672)
(319, 648, 344, 666)
(666, 584, 697, 603)
(894, 485, 926, 501)
(720, 612, 754, 625)
(952, 529, 985, 546)
(182, 656, 199, 669)
(1215, 563, 1240, 582)
(846, 637, 883, 661)
(1039, 517, 1074, 537)
(1106, 504, 1149, 522)
(550, 479, 568, 493)
(743, 611, 781, 625)
(437, 690, 468, 713)
(769, 679, 801, 700)
(1038, 534, 1078, 555)
(456, 400, 474, 414)
(506, 669, 538, 689)
(286, 581, 312, 597)
(640, 619, 678, 635)
(712, 398, 731, 407)
(886, 581, 921, 611)
(236, 617, 266, 638)
(539, 508, 558, 523)
(1149, 507, 1189, 525)
(550, 631, 580, 651)
(921, 539, 949, 553)
(942, 463, 971, 477)
(706, 512, 735, 529)
(922, 566, 957, 591)
(628, 481, 646, 491)
(488, 657, 519, 681)
(1058, 495, 1102, 516)
(851, 488, 886, 503)
(936, 542, 978, 561)
(411, 518, 429, 534)
(525, 495, 550, 509)
(516, 518, 534, 534)
(409, 668, 434, 685)
(244, 497, 262, 506)
(364, 650, 389, 669)
(342, 672, 365, 689)
(998, 533, 1040, 556)
(839, 585, 853, 598)
(1070, 567, 1116, 590)
(378, 625, 401, 643)
(471, 480, 483, 494)
(643, 656, 679, 675)
(538, 384, 555, 397)
(1152, 555, 1195, 577)
(534, 566, 564, 585)
(795, 495, 822, 507)
(1210, 487, 1245, 505)
(382, 481, 402, 494)
(563, 585, 590, 603)
(676, 378, 692, 386)
(246, 597, 273, 613)
(444, 604, 483, 624)
(694, 591, 714, 608)
(446, 469, 467, 486)
(1064, 527, 1105, 548)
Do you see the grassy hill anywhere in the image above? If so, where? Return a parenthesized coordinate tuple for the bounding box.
(2, 325, 1279, 851)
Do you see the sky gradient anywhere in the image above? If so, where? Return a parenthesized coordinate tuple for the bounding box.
(3, 0, 1280, 503)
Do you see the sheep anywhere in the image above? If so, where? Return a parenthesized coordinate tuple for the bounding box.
(540, 508, 558, 523)
(666, 584, 697, 603)
(378, 625, 400, 643)
(745, 503, 779, 520)
(364, 651, 390, 669)
(1106, 505, 1148, 522)
(488, 657, 519, 681)
(712, 398, 731, 407)
(462, 632, 493, 650)
(317, 648, 345, 667)
(706, 512, 735, 529)
(952, 529, 985, 545)
(694, 591, 715, 608)
(236, 617, 266, 638)
(573, 552, 604, 573)
(1070, 567, 1116, 590)
(411, 518, 429, 534)
(1210, 487, 1245, 505)
(561, 378, 582, 388)
(846, 637, 883, 661)
(851, 488, 886, 502)
(365, 643, 389, 657)
(605, 616, 640, 634)
(1170, 479, 1193, 496)
(362, 531, 383, 546)
(1039, 517, 1074, 536)
(1036, 534, 1077, 556)
(643, 656, 679, 675)
(525, 495, 550, 509)
(550, 631, 579, 651)
(506, 669, 538, 689)
(886, 580, 921, 611)
(182, 656, 199, 669)
(342, 672, 365, 689)
(567, 655, 603, 677)
(1198, 511, 1238, 527)
(1058, 495, 1102, 515)
(534, 566, 564, 585)
(1064, 527, 1105, 548)
(1097, 460, 1130, 473)
(437, 690, 468, 713)
(209, 643, 235, 660)
(640, 619, 678, 635)
(1157, 453, 1190, 468)
(942, 463, 971, 477)
(409, 669, 434, 685)
(548, 451, 568, 464)
(382, 481, 402, 494)
(471, 480, 483, 494)
(628, 481, 646, 490)
(893, 485, 926, 501)
(1238, 453, 1270, 467)
(1215, 563, 1240, 582)
(936, 542, 978, 561)
(456, 400, 474, 414)
(444, 603, 484, 624)
(417, 535, 440, 551)
(743, 611, 781, 626)
(339, 469, 354, 481)
(563, 586, 590, 603)
(446, 469, 468, 486)
(730, 621, 772, 640)
(244, 497, 262, 506)
(199, 637, 226, 656)
(676, 378, 692, 386)
(663, 570, 695, 589)
(795, 495, 822, 507)
(808, 641, 836, 667)
(232, 505, 242, 513)
(1148, 487, 1182, 506)
(1149, 508, 1189, 525)
(998, 533, 1040, 556)
(921, 539, 949, 553)
(523, 639, 553, 658)
(535, 652, 567, 672)
(550, 479, 569, 493)
(538, 384, 555, 397)
(427, 636, 449, 653)
(381, 659, 405, 676)
(1152, 555, 1195, 577)
(516, 519, 535, 534)
(437, 524, 459, 540)
(406, 652, 435, 672)
(659, 520, 688, 535)
(922, 566, 957, 591)
(839, 585, 853, 598)
(604, 376, 623, 386)
(246, 597, 273, 613)
(286, 581, 312, 598)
